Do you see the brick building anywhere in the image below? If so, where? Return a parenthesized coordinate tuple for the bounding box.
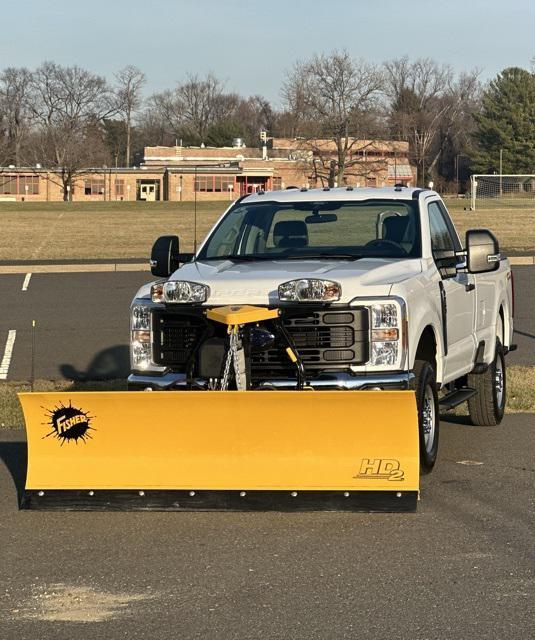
(0, 138, 416, 203)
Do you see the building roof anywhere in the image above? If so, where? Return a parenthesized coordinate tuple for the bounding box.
(271, 138, 410, 153)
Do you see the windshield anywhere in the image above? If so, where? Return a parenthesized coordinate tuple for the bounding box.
(197, 199, 421, 261)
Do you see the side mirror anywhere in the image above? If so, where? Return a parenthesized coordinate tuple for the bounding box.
(466, 229, 500, 274)
(150, 235, 179, 277)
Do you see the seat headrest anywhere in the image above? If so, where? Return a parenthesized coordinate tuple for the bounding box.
(273, 220, 309, 248)
(383, 216, 410, 241)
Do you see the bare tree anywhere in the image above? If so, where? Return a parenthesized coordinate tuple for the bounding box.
(28, 62, 115, 199)
(114, 65, 146, 166)
(0, 67, 33, 165)
(384, 57, 480, 185)
(282, 51, 384, 185)
(150, 73, 234, 145)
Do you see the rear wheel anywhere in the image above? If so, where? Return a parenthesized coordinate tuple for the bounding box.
(414, 360, 439, 472)
(468, 339, 506, 426)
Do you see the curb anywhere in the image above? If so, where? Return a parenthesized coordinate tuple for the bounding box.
(509, 256, 535, 265)
(0, 263, 149, 274)
(0, 256, 532, 275)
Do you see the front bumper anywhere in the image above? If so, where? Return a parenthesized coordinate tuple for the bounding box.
(128, 370, 415, 391)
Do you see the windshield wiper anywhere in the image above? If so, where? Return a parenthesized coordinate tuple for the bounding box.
(281, 253, 363, 261)
(206, 254, 273, 262)
(201, 253, 364, 262)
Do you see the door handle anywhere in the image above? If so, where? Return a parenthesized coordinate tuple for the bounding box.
(465, 283, 475, 292)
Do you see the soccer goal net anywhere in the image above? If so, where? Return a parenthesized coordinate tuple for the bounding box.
(470, 175, 535, 209)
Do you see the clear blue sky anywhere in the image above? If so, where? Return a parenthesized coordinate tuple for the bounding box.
(1, 0, 533, 105)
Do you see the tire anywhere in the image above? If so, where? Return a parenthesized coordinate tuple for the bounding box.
(414, 359, 440, 472)
(468, 339, 506, 426)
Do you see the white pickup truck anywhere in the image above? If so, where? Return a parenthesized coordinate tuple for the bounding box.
(129, 187, 515, 471)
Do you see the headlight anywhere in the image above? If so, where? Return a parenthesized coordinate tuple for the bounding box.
(131, 303, 152, 369)
(371, 340, 399, 366)
(369, 302, 401, 366)
(371, 303, 398, 328)
(131, 336, 151, 370)
(278, 279, 341, 302)
(151, 281, 209, 303)
(131, 304, 151, 330)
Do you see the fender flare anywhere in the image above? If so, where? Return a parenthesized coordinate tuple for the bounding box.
(410, 321, 444, 383)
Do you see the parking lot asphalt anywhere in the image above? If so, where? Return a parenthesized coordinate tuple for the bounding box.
(0, 413, 533, 638)
(0, 266, 533, 381)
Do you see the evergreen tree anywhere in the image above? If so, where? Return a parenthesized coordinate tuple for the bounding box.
(473, 67, 535, 173)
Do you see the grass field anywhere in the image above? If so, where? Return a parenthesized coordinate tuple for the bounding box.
(0, 198, 533, 261)
(1, 366, 533, 429)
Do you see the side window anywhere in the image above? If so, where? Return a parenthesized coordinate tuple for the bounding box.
(428, 202, 456, 254)
(437, 201, 462, 251)
(204, 207, 247, 257)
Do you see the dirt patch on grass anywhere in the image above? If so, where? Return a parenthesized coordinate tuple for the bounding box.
(14, 582, 153, 623)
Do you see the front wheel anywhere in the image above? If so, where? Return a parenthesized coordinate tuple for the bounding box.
(414, 360, 440, 472)
(468, 339, 506, 426)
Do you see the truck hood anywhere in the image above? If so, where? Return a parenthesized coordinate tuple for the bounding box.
(136, 258, 423, 304)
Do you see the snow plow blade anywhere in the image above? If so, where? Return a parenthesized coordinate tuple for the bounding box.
(19, 390, 419, 512)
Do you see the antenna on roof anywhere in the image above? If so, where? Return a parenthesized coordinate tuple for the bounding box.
(193, 166, 198, 253)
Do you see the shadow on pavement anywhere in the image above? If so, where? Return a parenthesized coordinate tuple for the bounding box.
(60, 345, 130, 381)
(0, 440, 26, 501)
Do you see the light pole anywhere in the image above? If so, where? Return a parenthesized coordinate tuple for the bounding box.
(499, 148, 503, 196)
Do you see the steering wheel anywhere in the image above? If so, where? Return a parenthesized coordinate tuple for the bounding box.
(364, 239, 406, 253)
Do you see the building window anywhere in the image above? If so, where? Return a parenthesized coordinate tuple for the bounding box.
(272, 176, 282, 190)
(195, 175, 234, 192)
(84, 178, 105, 196)
(115, 179, 125, 196)
(0, 175, 39, 195)
(0, 175, 17, 194)
(19, 176, 39, 195)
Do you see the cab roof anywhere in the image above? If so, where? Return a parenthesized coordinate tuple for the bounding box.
(241, 186, 434, 204)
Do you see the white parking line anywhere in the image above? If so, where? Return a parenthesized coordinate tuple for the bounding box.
(22, 272, 32, 291)
(0, 330, 16, 380)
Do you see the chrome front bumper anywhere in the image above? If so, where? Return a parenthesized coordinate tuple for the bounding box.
(128, 371, 415, 391)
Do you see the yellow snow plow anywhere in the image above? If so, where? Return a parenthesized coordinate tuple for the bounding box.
(19, 390, 418, 511)
(18, 304, 419, 511)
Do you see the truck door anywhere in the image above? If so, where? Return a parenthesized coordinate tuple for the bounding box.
(428, 201, 476, 381)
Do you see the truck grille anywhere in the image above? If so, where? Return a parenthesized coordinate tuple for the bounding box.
(251, 308, 369, 379)
(152, 311, 208, 367)
(152, 306, 369, 378)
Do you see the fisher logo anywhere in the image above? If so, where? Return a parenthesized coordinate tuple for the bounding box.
(355, 459, 404, 481)
(44, 402, 95, 445)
